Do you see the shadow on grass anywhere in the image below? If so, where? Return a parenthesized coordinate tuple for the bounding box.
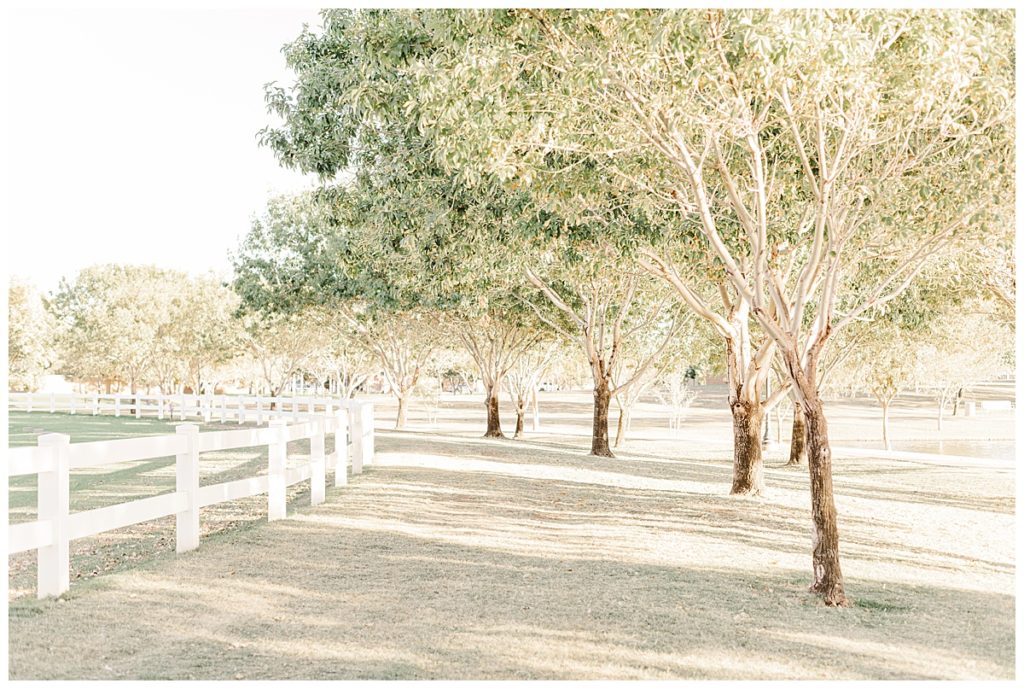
(9, 506, 1013, 679)
(7, 415, 1014, 679)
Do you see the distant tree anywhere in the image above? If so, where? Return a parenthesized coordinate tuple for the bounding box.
(506, 341, 559, 438)
(838, 323, 927, 450)
(524, 248, 684, 457)
(340, 307, 440, 429)
(159, 275, 241, 394)
(918, 303, 1013, 432)
(239, 309, 328, 399)
(51, 265, 179, 394)
(300, 308, 378, 399)
(8, 279, 57, 391)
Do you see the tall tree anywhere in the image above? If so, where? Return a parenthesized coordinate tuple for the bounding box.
(392, 9, 1014, 605)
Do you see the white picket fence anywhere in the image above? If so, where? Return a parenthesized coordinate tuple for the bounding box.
(8, 391, 357, 425)
(7, 396, 376, 600)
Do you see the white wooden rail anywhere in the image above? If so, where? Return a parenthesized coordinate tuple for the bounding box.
(6, 402, 373, 599)
(8, 391, 360, 425)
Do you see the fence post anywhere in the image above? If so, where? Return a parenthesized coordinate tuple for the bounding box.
(49, 392, 56, 413)
(334, 408, 349, 486)
(218, 395, 226, 424)
(292, 397, 299, 422)
(158, 395, 165, 420)
(92, 393, 99, 416)
(114, 394, 121, 417)
(175, 424, 201, 552)
(238, 397, 246, 425)
(311, 418, 326, 505)
(256, 396, 264, 425)
(352, 401, 375, 471)
(268, 419, 288, 521)
(178, 393, 186, 421)
(69, 394, 76, 415)
(203, 394, 212, 423)
(37, 433, 70, 599)
(308, 398, 316, 417)
(135, 394, 143, 419)
(27, 392, 34, 413)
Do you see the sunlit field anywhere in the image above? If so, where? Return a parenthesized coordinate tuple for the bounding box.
(8, 389, 1014, 679)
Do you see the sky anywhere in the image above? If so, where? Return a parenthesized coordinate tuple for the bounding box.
(5, 8, 324, 294)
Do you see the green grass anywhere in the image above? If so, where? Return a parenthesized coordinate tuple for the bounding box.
(8, 410, 335, 599)
(9, 410, 219, 447)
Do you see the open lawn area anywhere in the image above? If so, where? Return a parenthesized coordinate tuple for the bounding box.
(7, 398, 1015, 680)
(7, 410, 334, 600)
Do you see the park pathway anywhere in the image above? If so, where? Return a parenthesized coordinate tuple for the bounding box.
(8, 430, 1015, 679)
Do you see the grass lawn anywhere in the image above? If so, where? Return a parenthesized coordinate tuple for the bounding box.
(7, 405, 1015, 679)
(7, 411, 335, 600)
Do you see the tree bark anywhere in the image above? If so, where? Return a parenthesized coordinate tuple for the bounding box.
(730, 398, 765, 495)
(591, 381, 614, 457)
(531, 388, 540, 431)
(786, 403, 806, 466)
(881, 400, 891, 451)
(395, 393, 409, 430)
(483, 383, 505, 438)
(514, 404, 525, 439)
(614, 405, 626, 448)
(801, 390, 850, 607)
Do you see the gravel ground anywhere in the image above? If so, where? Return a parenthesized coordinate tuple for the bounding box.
(7, 410, 1015, 680)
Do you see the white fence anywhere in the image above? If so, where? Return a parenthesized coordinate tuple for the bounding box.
(8, 391, 360, 425)
(7, 397, 376, 600)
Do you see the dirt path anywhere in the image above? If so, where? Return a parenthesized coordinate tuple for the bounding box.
(8, 429, 1015, 679)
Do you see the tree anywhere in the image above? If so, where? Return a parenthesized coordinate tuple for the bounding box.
(250, 11, 551, 437)
(159, 275, 241, 394)
(258, 9, 1013, 605)
(341, 307, 440, 429)
(838, 323, 926, 451)
(918, 303, 1013, 432)
(391, 9, 1014, 605)
(239, 309, 328, 399)
(453, 311, 544, 438)
(523, 247, 684, 457)
(506, 340, 559, 438)
(51, 265, 181, 394)
(8, 278, 57, 391)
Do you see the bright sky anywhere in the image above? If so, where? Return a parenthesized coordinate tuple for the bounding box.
(5, 8, 324, 294)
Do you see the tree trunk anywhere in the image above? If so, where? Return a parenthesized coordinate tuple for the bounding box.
(801, 390, 849, 607)
(514, 403, 525, 439)
(531, 388, 540, 431)
(483, 383, 505, 438)
(786, 403, 806, 467)
(395, 393, 408, 430)
(881, 400, 891, 451)
(591, 381, 614, 457)
(614, 405, 626, 448)
(730, 398, 765, 495)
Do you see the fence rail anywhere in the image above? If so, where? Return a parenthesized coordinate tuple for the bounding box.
(8, 391, 360, 425)
(6, 398, 375, 599)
